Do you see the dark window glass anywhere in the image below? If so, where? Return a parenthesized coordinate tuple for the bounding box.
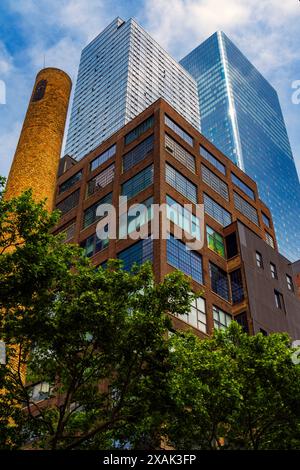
(83, 192, 113, 229)
(167, 234, 203, 284)
(118, 238, 153, 271)
(235, 312, 249, 334)
(121, 165, 153, 199)
(230, 269, 244, 304)
(32, 80, 47, 102)
(123, 135, 154, 172)
(274, 290, 285, 312)
(262, 212, 271, 228)
(233, 192, 259, 225)
(199, 145, 226, 175)
(231, 173, 255, 200)
(125, 116, 154, 145)
(59, 170, 82, 194)
(260, 328, 268, 336)
(225, 232, 238, 259)
(90, 144, 116, 172)
(210, 262, 230, 301)
(80, 231, 109, 258)
(56, 189, 80, 215)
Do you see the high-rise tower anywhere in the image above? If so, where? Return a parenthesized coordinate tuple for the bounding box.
(180, 31, 300, 262)
(5, 67, 72, 211)
(65, 17, 199, 161)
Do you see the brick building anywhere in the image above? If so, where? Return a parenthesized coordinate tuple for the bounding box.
(54, 99, 300, 340)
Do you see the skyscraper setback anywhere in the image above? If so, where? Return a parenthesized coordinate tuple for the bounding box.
(65, 17, 199, 161)
(180, 31, 300, 262)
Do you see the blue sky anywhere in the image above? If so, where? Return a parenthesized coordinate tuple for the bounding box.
(0, 0, 299, 179)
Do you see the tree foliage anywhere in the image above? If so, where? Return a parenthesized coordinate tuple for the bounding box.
(1, 177, 300, 450)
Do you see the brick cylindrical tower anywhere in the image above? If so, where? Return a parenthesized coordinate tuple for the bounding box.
(5, 68, 72, 211)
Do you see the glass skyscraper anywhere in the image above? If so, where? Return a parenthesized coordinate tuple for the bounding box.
(65, 17, 199, 161)
(180, 31, 300, 262)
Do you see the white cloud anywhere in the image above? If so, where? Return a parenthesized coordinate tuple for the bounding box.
(0, 121, 22, 178)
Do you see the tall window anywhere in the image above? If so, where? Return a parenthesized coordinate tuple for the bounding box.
(203, 193, 232, 227)
(59, 170, 82, 195)
(213, 306, 232, 330)
(286, 274, 294, 292)
(125, 115, 154, 145)
(230, 269, 244, 304)
(176, 297, 207, 333)
(83, 192, 113, 229)
(199, 145, 226, 175)
(165, 115, 193, 147)
(121, 165, 153, 199)
(262, 212, 271, 228)
(165, 134, 196, 173)
(210, 263, 230, 301)
(166, 164, 197, 203)
(206, 226, 225, 258)
(274, 290, 285, 312)
(270, 263, 278, 280)
(167, 234, 203, 284)
(90, 144, 116, 172)
(122, 135, 154, 173)
(166, 195, 201, 240)
(226, 232, 238, 259)
(202, 165, 229, 200)
(231, 173, 255, 200)
(235, 312, 249, 334)
(256, 251, 263, 269)
(118, 238, 153, 271)
(265, 232, 275, 249)
(87, 164, 115, 197)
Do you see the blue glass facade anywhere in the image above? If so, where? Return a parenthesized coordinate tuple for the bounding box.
(180, 31, 300, 261)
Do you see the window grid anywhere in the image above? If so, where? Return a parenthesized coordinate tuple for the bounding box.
(118, 238, 153, 271)
(165, 134, 196, 173)
(202, 165, 229, 200)
(203, 193, 232, 227)
(56, 189, 80, 215)
(233, 191, 259, 226)
(210, 262, 230, 301)
(256, 251, 263, 268)
(286, 274, 294, 292)
(119, 197, 154, 238)
(125, 115, 154, 145)
(166, 164, 197, 204)
(176, 297, 207, 333)
(123, 134, 154, 172)
(262, 212, 271, 228)
(165, 115, 194, 147)
(80, 231, 109, 258)
(83, 192, 113, 229)
(90, 144, 116, 172)
(270, 262, 278, 280)
(121, 165, 154, 199)
(213, 305, 232, 330)
(265, 232, 275, 249)
(199, 145, 226, 175)
(59, 171, 82, 195)
(230, 269, 244, 304)
(87, 164, 115, 197)
(167, 234, 203, 284)
(231, 172, 255, 200)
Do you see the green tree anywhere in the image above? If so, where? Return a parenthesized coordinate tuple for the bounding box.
(0, 177, 193, 449)
(166, 323, 300, 450)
